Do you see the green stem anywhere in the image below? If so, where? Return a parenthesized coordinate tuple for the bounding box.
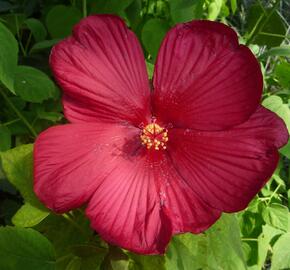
(14, 15, 27, 57)
(0, 87, 37, 137)
(3, 118, 21, 126)
(24, 32, 32, 55)
(266, 183, 282, 206)
(62, 213, 87, 237)
(259, 31, 290, 38)
(242, 238, 258, 242)
(83, 0, 87, 18)
(246, 0, 281, 45)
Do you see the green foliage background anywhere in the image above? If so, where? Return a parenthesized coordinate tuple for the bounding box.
(0, 0, 290, 269)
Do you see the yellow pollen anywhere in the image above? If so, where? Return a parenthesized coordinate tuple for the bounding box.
(140, 123, 168, 150)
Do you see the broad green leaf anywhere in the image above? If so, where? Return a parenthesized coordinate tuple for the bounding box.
(24, 18, 47, 42)
(271, 232, 290, 270)
(262, 95, 290, 132)
(0, 125, 11, 151)
(68, 244, 107, 270)
(0, 226, 56, 270)
(46, 5, 82, 39)
(111, 260, 129, 270)
(0, 144, 49, 217)
(262, 203, 289, 232)
(129, 252, 165, 270)
(274, 62, 290, 89)
(0, 21, 18, 93)
(260, 45, 290, 58)
(169, 0, 204, 23)
(30, 39, 61, 53)
(165, 233, 207, 270)
(14, 65, 58, 103)
(246, 4, 286, 47)
(89, 0, 134, 14)
(207, 0, 223, 20)
(36, 212, 94, 260)
(206, 214, 247, 270)
(142, 18, 170, 60)
(12, 202, 50, 227)
(257, 225, 283, 269)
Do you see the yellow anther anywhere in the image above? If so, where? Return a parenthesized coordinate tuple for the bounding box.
(140, 122, 168, 151)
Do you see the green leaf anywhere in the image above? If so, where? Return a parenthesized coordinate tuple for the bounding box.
(207, 0, 223, 21)
(129, 252, 165, 270)
(0, 125, 11, 151)
(262, 95, 290, 132)
(35, 212, 94, 260)
(165, 233, 207, 270)
(246, 4, 286, 47)
(260, 45, 290, 58)
(206, 214, 247, 270)
(30, 39, 61, 53)
(271, 232, 290, 270)
(89, 0, 134, 14)
(0, 21, 18, 93)
(12, 203, 50, 227)
(230, 0, 237, 13)
(0, 144, 50, 224)
(69, 244, 107, 270)
(24, 18, 47, 42)
(166, 214, 246, 270)
(262, 203, 288, 232)
(169, 0, 204, 23)
(0, 226, 56, 270)
(14, 65, 58, 103)
(142, 18, 170, 60)
(46, 5, 82, 39)
(257, 225, 283, 269)
(274, 62, 290, 89)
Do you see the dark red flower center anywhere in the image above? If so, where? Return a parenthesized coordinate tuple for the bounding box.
(140, 121, 168, 150)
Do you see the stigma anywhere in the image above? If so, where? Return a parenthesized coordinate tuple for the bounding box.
(140, 122, 168, 150)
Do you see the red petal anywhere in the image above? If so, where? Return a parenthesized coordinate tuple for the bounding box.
(50, 15, 151, 126)
(86, 152, 172, 254)
(34, 123, 141, 213)
(155, 153, 221, 234)
(167, 106, 288, 212)
(86, 150, 220, 254)
(153, 20, 263, 130)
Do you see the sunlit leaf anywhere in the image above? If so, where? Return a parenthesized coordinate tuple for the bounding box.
(0, 226, 56, 270)
(0, 144, 50, 226)
(12, 203, 50, 228)
(262, 203, 288, 232)
(0, 21, 18, 93)
(271, 232, 290, 270)
(274, 62, 290, 89)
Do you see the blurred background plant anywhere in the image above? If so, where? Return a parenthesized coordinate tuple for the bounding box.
(0, 0, 289, 269)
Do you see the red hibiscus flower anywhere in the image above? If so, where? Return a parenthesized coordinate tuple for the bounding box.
(34, 15, 288, 254)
